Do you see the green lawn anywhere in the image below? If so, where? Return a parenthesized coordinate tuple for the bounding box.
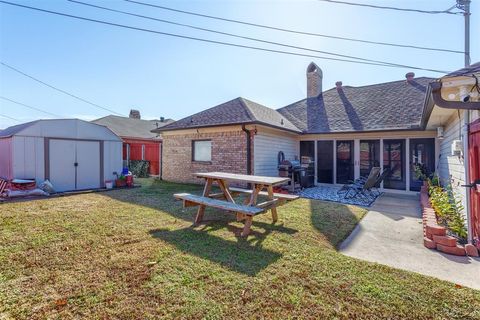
(0, 179, 479, 319)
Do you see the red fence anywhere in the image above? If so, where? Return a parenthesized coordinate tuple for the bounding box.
(122, 138, 161, 175)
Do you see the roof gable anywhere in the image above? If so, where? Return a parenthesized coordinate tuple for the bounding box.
(157, 97, 300, 133)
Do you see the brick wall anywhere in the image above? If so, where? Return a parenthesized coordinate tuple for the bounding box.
(162, 130, 250, 184)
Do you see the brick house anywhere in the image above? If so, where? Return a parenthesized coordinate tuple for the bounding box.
(93, 111, 174, 176)
(154, 62, 480, 245)
(155, 62, 437, 190)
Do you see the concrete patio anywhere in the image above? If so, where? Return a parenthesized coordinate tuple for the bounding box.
(340, 193, 480, 290)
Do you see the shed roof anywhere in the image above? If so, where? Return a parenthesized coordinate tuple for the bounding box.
(278, 77, 434, 133)
(0, 119, 122, 141)
(0, 120, 40, 138)
(154, 97, 301, 133)
(93, 115, 174, 140)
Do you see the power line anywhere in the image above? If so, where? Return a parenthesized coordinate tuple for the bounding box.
(0, 1, 450, 74)
(0, 61, 123, 116)
(0, 96, 63, 118)
(0, 113, 21, 122)
(316, 0, 462, 15)
(124, 0, 463, 54)
(69, 0, 436, 69)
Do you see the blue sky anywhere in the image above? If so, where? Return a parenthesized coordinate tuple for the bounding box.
(0, 0, 478, 129)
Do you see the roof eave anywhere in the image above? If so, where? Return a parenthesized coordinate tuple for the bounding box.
(152, 121, 302, 134)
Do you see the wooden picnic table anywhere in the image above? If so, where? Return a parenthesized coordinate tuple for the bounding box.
(174, 172, 296, 236)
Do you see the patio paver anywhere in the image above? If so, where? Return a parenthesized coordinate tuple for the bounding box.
(340, 193, 480, 290)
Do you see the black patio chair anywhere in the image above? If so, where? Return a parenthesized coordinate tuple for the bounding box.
(337, 167, 380, 198)
(343, 171, 380, 199)
(370, 168, 390, 196)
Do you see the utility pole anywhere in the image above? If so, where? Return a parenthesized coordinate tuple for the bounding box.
(457, 0, 472, 243)
(458, 0, 471, 67)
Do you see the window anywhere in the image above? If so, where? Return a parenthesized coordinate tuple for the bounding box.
(192, 140, 212, 162)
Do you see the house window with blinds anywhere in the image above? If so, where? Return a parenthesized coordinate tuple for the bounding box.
(192, 140, 212, 162)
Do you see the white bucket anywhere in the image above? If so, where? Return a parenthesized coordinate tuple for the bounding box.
(105, 181, 113, 189)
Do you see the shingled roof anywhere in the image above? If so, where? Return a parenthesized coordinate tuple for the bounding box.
(278, 77, 434, 133)
(93, 115, 174, 140)
(445, 61, 480, 77)
(154, 97, 301, 133)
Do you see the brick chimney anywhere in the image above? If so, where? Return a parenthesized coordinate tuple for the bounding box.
(405, 72, 415, 83)
(335, 81, 343, 91)
(307, 62, 323, 98)
(129, 109, 141, 119)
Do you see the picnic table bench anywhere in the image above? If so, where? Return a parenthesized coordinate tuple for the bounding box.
(174, 172, 299, 236)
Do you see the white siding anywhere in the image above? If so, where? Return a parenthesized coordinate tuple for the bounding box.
(103, 141, 123, 183)
(0, 138, 13, 179)
(253, 132, 298, 176)
(11, 136, 45, 183)
(437, 111, 467, 215)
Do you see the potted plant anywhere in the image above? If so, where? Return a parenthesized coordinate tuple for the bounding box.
(413, 163, 428, 186)
(115, 174, 127, 188)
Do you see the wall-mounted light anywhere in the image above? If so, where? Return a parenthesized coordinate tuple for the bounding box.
(437, 126, 444, 140)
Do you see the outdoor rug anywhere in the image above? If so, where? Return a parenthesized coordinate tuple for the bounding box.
(296, 186, 381, 207)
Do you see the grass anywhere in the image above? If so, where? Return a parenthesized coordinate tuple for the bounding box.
(0, 178, 479, 319)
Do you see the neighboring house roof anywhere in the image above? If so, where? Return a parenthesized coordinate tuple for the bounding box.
(445, 62, 480, 77)
(93, 115, 174, 140)
(154, 97, 301, 133)
(278, 77, 434, 133)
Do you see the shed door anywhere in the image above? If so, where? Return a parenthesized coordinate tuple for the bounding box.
(76, 141, 101, 190)
(469, 119, 480, 247)
(49, 139, 76, 192)
(49, 139, 101, 192)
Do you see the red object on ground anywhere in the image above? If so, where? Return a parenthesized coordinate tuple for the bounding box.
(465, 244, 479, 257)
(425, 224, 447, 237)
(468, 119, 480, 249)
(436, 243, 466, 256)
(123, 138, 161, 175)
(10, 180, 36, 191)
(126, 175, 134, 187)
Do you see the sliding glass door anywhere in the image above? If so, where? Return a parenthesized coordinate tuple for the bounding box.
(383, 139, 406, 190)
(336, 140, 354, 184)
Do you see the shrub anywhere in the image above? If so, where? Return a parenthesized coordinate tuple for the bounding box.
(129, 160, 150, 178)
(428, 182, 467, 241)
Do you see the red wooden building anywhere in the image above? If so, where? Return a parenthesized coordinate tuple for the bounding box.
(93, 111, 174, 176)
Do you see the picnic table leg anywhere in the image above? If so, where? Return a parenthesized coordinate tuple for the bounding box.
(241, 215, 253, 237)
(195, 178, 213, 225)
(267, 185, 278, 223)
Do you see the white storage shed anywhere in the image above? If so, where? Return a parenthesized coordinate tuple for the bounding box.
(0, 119, 123, 192)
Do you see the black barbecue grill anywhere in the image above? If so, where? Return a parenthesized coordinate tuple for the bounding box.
(278, 158, 306, 191)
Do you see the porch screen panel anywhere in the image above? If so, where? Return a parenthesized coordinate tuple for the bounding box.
(360, 140, 380, 178)
(409, 138, 435, 191)
(317, 141, 333, 183)
(383, 139, 406, 190)
(300, 141, 315, 159)
(336, 140, 354, 184)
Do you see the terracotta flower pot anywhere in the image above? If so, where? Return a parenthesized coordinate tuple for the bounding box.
(115, 179, 127, 188)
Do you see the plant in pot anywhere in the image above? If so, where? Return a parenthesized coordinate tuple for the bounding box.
(115, 174, 127, 188)
(413, 163, 429, 186)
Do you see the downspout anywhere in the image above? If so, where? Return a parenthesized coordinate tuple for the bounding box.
(242, 125, 252, 175)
